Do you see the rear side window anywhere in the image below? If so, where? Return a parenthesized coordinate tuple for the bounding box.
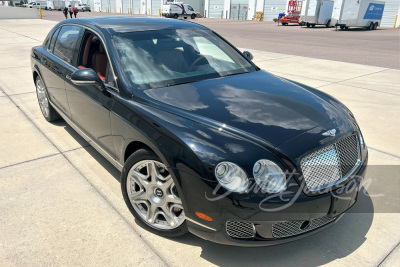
(48, 27, 61, 52)
(53, 26, 82, 64)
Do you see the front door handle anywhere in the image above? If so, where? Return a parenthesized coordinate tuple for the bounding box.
(41, 57, 47, 64)
(66, 74, 71, 80)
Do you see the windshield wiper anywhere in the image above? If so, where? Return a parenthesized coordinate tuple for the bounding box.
(221, 72, 248, 78)
(166, 81, 195, 87)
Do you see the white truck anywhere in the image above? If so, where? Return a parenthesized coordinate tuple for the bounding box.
(331, 0, 385, 30)
(76, 3, 91, 12)
(27, 2, 48, 9)
(301, 0, 335, 27)
(162, 1, 196, 19)
(47, 0, 64, 11)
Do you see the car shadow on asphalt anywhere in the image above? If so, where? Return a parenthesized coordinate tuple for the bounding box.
(58, 121, 374, 266)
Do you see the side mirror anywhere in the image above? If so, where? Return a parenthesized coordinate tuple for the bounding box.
(243, 51, 254, 61)
(70, 68, 105, 91)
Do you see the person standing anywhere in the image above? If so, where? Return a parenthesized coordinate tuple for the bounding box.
(63, 6, 68, 19)
(72, 6, 77, 18)
(68, 5, 73, 19)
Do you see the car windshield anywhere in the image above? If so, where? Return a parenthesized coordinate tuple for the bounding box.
(113, 28, 256, 90)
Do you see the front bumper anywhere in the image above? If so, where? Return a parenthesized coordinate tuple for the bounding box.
(181, 155, 368, 246)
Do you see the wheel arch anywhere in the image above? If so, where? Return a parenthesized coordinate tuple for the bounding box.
(32, 64, 42, 83)
(124, 141, 153, 163)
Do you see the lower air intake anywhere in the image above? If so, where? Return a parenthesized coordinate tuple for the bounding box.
(226, 221, 256, 239)
(272, 215, 336, 238)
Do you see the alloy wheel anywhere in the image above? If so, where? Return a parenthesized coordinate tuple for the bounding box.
(36, 77, 49, 118)
(126, 160, 185, 230)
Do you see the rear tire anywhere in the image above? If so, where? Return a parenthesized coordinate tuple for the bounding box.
(35, 75, 61, 122)
(311, 24, 315, 28)
(173, 13, 178, 19)
(368, 22, 374, 30)
(373, 22, 378, 30)
(307, 23, 310, 28)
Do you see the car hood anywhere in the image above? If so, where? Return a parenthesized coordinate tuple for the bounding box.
(138, 71, 347, 148)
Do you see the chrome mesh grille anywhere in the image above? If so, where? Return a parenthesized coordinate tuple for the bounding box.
(226, 221, 256, 239)
(336, 136, 359, 175)
(300, 135, 360, 191)
(272, 216, 336, 238)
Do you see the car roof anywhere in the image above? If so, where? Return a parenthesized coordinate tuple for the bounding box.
(60, 16, 207, 35)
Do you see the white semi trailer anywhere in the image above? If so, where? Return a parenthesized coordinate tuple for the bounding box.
(47, 0, 64, 11)
(331, 0, 385, 30)
(301, 0, 335, 27)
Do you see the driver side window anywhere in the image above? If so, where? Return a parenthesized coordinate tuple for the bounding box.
(77, 31, 117, 88)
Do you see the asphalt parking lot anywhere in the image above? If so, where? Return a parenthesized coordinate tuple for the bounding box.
(41, 10, 400, 69)
(0, 17, 399, 266)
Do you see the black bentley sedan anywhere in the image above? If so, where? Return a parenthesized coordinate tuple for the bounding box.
(31, 17, 368, 246)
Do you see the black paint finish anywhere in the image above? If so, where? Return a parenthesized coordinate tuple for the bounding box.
(31, 17, 368, 246)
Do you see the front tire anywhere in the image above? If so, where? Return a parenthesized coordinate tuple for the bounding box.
(35, 75, 61, 122)
(121, 148, 188, 237)
(191, 13, 196, 19)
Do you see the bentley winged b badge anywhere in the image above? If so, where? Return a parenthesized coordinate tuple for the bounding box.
(322, 129, 336, 137)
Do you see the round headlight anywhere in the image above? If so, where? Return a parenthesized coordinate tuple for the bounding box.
(253, 159, 286, 193)
(215, 162, 249, 193)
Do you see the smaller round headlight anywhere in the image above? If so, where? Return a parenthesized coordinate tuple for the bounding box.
(215, 162, 249, 193)
(253, 160, 286, 193)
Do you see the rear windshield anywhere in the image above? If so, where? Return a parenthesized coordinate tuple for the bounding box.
(113, 28, 255, 90)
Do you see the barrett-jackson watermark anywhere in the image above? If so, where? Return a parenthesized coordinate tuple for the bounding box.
(205, 170, 385, 212)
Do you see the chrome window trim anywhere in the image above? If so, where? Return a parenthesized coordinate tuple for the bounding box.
(48, 23, 120, 93)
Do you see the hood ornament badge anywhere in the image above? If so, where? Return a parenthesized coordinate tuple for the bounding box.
(322, 129, 336, 137)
